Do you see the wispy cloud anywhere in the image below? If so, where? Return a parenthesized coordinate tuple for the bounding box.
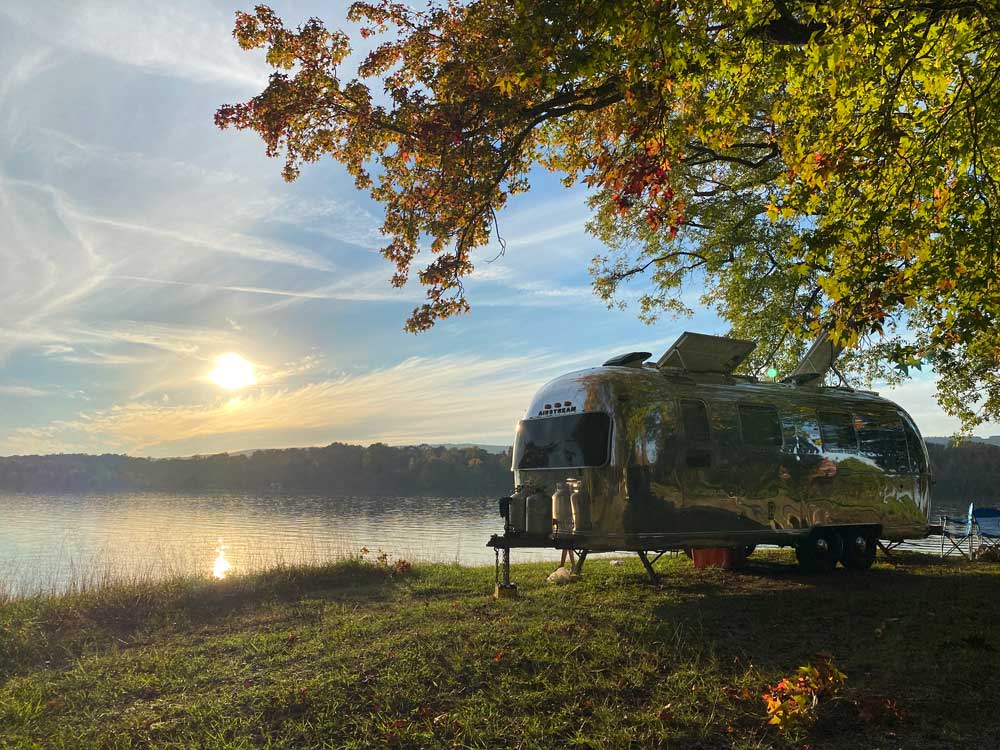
(0, 385, 48, 397)
(111, 274, 412, 305)
(255, 354, 326, 385)
(0, 1, 269, 88)
(56, 352, 164, 366)
(0, 176, 338, 274)
(41, 345, 74, 356)
(73, 210, 337, 273)
(67, 321, 232, 358)
(0, 47, 57, 106)
(0, 159, 339, 362)
(265, 194, 387, 251)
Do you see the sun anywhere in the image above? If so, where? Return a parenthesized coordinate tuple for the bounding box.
(208, 353, 256, 390)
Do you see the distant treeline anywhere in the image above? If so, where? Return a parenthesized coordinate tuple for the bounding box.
(0, 443, 513, 496)
(927, 442, 1000, 504)
(1, 440, 998, 502)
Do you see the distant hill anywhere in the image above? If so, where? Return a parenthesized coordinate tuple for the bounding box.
(179, 443, 511, 460)
(927, 441, 1000, 504)
(0, 442, 513, 496)
(430, 443, 511, 455)
(925, 435, 1000, 447)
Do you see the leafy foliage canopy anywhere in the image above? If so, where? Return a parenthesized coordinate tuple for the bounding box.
(217, 1, 1000, 429)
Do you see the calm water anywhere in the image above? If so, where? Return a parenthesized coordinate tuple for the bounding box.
(0, 492, 552, 597)
(0, 492, 970, 597)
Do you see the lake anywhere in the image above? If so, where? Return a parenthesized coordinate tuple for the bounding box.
(0, 492, 551, 597)
(0, 492, 968, 597)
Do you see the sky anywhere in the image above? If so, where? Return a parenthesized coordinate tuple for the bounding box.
(0, 1, 992, 457)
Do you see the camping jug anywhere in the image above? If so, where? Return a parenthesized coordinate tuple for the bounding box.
(569, 480, 591, 533)
(551, 482, 573, 536)
(509, 487, 527, 533)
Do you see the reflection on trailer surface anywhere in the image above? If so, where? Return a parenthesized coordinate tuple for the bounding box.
(489, 333, 932, 584)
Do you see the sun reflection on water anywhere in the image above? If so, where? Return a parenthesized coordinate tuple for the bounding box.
(212, 539, 233, 579)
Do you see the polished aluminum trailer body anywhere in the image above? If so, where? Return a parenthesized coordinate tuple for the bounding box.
(502, 362, 931, 554)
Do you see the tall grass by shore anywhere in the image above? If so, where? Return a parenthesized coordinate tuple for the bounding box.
(0, 535, 472, 602)
(2, 551, 998, 749)
(0, 538, 365, 603)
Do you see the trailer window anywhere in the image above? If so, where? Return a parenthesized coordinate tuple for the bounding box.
(680, 399, 710, 442)
(818, 411, 857, 453)
(781, 410, 821, 455)
(515, 413, 612, 470)
(856, 414, 909, 473)
(900, 416, 928, 473)
(739, 404, 783, 447)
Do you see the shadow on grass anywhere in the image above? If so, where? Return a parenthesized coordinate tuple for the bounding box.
(631, 556, 1000, 748)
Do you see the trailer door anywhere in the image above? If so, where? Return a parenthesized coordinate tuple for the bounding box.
(855, 413, 918, 529)
(781, 406, 824, 528)
(815, 409, 860, 525)
(736, 402, 785, 526)
(675, 398, 714, 512)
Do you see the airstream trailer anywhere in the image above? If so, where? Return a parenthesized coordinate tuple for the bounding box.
(489, 332, 931, 585)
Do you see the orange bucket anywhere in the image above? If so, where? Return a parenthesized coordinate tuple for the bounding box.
(691, 547, 745, 569)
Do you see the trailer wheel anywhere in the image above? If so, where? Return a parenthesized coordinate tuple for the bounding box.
(796, 531, 843, 574)
(839, 531, 876, 571)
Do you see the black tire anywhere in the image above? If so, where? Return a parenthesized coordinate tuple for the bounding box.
(796, 531, 843, 574)
(840, 531, 877, 571)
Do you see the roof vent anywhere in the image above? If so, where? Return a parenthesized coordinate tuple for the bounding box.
(602, 351, 651, 368)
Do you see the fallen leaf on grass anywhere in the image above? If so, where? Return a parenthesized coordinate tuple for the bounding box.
(722, 685, 751, 700)
(858, 696, 906, 724)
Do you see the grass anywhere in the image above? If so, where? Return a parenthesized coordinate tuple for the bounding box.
(1, 550, 998, 749)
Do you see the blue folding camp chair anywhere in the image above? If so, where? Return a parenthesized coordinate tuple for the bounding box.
(972, 507, 1000, 558)
(941, 503, 975, 559)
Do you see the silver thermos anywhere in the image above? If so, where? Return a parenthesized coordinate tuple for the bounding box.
(551, 482, 573, 536)
(569, 479, 591, 533)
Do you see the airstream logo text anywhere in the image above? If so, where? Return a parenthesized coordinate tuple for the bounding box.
(537, 406, 578, 416)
